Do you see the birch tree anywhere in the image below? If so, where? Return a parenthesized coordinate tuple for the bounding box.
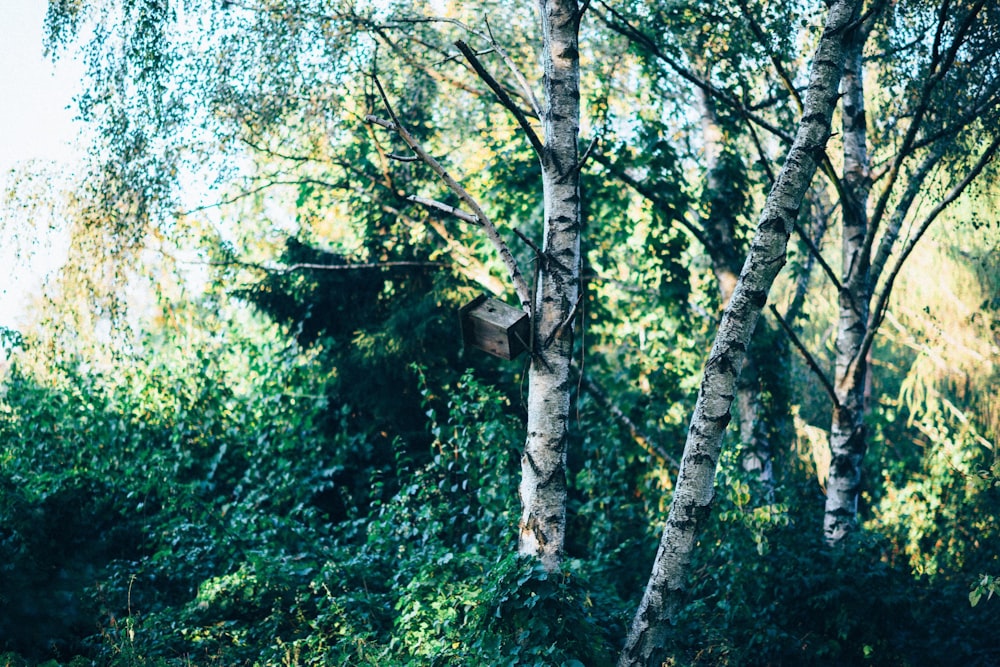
(594, 0, 815, 494)
(815, 0, 1000, 544)
(618, 0, 864, 661)
(517, 0, 582, 570)
(364, 0, 582, 571)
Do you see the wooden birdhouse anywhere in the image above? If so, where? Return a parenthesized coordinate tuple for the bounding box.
(459, 294, 530, 360)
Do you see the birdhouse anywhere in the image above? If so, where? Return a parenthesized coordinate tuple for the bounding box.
(459, 294, 530, 360)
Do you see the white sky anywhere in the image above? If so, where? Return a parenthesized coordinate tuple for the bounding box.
(0, 0, 82, 329)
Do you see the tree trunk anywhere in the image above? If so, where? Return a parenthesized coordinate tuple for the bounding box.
(518, 0, 582, 572)
(618, 0, 862, 663)
(823, 22, 871, 546)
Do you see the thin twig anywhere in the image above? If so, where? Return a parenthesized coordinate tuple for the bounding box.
(543, 292, 584, 350)
(393, 15, 541, 117)
(574, 365, 680, 471)
(577, 135, 600, 172)
(207, 257, 444, 274)
(408, 195, 480, 224)
(179, 177, 342, 216)
(280, 261, 443, 272)
(785, 191, 834, 323)
(769, 305, 841, 409)
(591, 152, 709, 248)
(790, 219, 842, 292)
(483, 17, 543, 119)
(513, 227, 544, 259)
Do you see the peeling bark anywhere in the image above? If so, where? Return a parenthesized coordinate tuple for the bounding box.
(618, 0, 862, 663)
(518, 0, 582, 572)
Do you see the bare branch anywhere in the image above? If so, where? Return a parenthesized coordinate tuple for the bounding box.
(543, 292, 584, 350)
(743, 113, 777, 186)
(790, 219, 842, 292)
(280, 261, 443, 272)
(785, 191, 834, 322)
(484, 17, 543, 119)
(383, 202, 506, 294)
(366, 74, 532, 310)
(208, 256, 444, 274)
(574, 366, 680, 470)
(769, 305, 840, 409)
(591, 152, 709, 248)
(513, 226, 544, 259)
(392, 15, 542, 116)
(407, 195, 480, 224)
(455, 40, 545, 159)
(179, 177, 342, 217)
(577, 134, 600, 172)
(368, 21, 486, 99)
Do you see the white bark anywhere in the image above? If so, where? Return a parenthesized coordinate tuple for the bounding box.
(518, 0, 582, 572)
(824, 24, 871, 545)
(618, 0, 863, 663)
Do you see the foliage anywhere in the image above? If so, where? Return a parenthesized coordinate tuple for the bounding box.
(2, 0, 999, 664)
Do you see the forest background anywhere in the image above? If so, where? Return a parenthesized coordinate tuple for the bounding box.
(1, 0, 999, 665)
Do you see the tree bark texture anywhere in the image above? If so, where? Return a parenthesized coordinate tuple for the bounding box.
(618, 1, 863, 663)
(824, 23, 871, 546)
(518, 0, 582, 572)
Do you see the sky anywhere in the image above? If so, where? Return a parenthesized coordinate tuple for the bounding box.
(0, 0, 82, 329)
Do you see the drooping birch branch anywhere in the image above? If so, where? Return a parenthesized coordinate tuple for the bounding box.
(365, 75, 532, 311)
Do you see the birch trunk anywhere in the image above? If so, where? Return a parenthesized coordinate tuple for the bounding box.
(518, 0, 582, 572)
(824, 23, 871, 545)
(618, 0, 862, 662)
